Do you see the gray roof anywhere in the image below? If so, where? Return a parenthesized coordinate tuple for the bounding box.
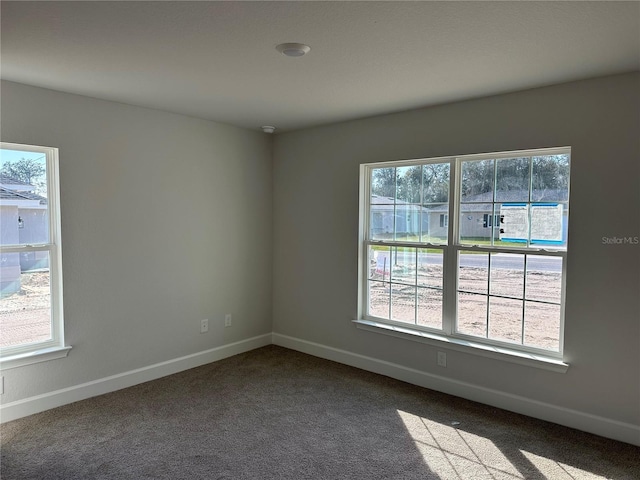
(462, 189, 569, 203)
(0, 173, 31, 185)
(370, 195, 398, 205)
(0, 187, 47, 205)
(372, 190, 567, 213)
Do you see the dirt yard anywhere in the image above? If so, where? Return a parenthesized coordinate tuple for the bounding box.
(0, 272, 51, 348)
(369, 263, 561, 351)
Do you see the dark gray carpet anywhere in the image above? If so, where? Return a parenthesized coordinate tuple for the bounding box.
(1, 345, 638, 479)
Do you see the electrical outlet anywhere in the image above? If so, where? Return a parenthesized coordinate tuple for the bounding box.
(437, 351, 447, 367)
(224, 314, 232, 327)
(200, 319, 209, 333)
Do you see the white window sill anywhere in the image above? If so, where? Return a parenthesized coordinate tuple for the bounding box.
(0, 345, 72, 370)
(354, 319, 568, 373)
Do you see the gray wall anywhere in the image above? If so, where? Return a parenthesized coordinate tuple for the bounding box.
(2, 73, 638, 430)
(0, 81, 273, 403)
(273, 73, 640, 425)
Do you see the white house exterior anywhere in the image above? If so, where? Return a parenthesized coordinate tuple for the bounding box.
(370, 195, 428, 239)
(428, 190, 569, 243)
(370, 190, 568, 245)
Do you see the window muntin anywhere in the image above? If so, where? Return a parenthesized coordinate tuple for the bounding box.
(0, 143, 64, 359)
(361, 148, 569, 357)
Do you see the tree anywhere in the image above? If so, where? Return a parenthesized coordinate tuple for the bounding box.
(373, 164, 450, 204)
(396, 165, 422, 203)
(371, 167, 396, 198)
(531, 155, 569, 200)
(422, 163, 449, 203)
(374, 154, 568, 204)
(461, 155, 569, 201)
(461, 159, 494, 199)
(0, 159, 46, 195)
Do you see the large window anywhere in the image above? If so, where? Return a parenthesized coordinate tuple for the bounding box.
(0, 142, 67, 366)
(359, 147, 570, 359)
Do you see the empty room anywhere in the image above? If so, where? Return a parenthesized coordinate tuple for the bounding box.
(1, 1, 639, 479)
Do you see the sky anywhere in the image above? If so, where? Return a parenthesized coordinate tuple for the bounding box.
(0, 148, 46, 168)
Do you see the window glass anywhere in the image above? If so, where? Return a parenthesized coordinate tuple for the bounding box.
(458, 292, 488, 337)
(459, 203, 492, 245)
(422, 163, 450, 204)
(495, 157, 530, 203)
(461, 159, 493, 202)
(362, 148, 569, 356)
(0, 254, 52, 348)
(532, 155, 569, 202)
(396, 166, 421, 204)
(0, 148, 50, 246)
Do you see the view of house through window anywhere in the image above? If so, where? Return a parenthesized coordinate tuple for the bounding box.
(0, 143, 63, 358)
(361, 148, 569, 356)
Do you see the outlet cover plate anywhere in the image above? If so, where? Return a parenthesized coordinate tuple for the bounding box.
(437, 351, 447, 367)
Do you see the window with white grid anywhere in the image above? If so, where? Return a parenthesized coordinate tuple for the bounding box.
(359, 147, 570, 357)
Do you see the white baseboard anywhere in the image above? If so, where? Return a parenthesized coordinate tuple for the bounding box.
(272, 333, 640, 447)
(0, 333, 272, 423)
(3, 331, 638, 447)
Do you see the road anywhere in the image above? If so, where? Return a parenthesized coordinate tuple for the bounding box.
(378, 251, 562, 272)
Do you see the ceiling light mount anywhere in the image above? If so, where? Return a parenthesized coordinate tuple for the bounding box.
(262, 125, 276, 134)
(276, 43, 311, 58)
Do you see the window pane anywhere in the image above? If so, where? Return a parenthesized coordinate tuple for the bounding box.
(394, 204, 420, 242)
(368, 246, 390, 281)
(0, 148, 50, 246)
(396, 166, 421, 204)
(368, 281, 390, 319)
(371, 167, 396, 198)
(532, 155, 569, 202)
(488, 297, 523, 344)
(525, 256, 562, 303)
(391, 284, 416, 324)
(530, 203, 567, 249)
(492, 204, 515, 248)
(524, 301, 560, 351)
(417, 288, 442, 329)
(499, 203, 529, 246)
(495, 157, 530, 202)
(458, 251, 488, 294)
(457, 292, 487, 337)
(459, 203, 492, 245)
(421, 204, 448, 244)
(461, 159, 494, 202)
(0, 253, 52, 348)
(390, 247, 416, 285)
(417, 248, 443, 288)
(370, 196, 394, 241)
(422, 163, 450, 204)
(489, 253, 524, 298)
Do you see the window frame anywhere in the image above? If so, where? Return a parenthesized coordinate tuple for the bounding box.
(0, 142, 69, 369)
(357, 147, 570, 365)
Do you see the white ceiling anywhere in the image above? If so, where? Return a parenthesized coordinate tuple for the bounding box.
(1, 1, 639, 133)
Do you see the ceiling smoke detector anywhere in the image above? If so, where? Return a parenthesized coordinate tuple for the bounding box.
(276, 43, 311, 57)
(262, 126, 276, 134)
